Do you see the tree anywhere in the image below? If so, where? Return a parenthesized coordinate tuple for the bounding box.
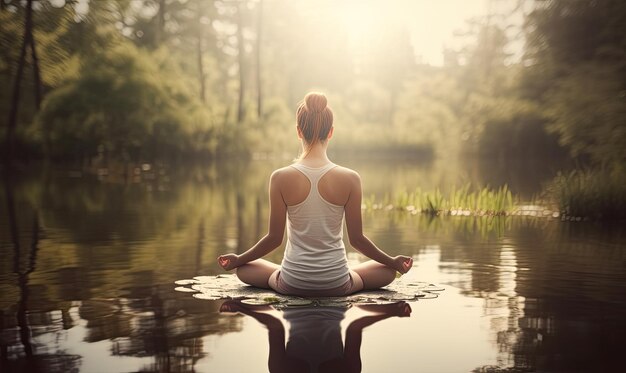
(5, 0, 42, 162)
(37, 42, 214, 161)
(255, 0, 263, 119)
(523, 0, 626, 165)
(545, 64, 625, 165)
(235, 1, 247, 124)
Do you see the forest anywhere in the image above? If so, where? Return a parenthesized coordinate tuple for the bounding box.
(2, 0, 625, 219)
(1, 3, 625, 371)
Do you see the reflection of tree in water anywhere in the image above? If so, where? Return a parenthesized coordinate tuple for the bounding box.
(76, 282, 242, 372)
(506, 222, 625, 372)
(2, 283, 243, 372)
(1, 171, 246, 372)
(2, 281, 243, 372)
(467, 220, 626, 372)
(2, 169, 81, 372)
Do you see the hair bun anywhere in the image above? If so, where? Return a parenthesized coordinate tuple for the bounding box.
(304, 92, 327, 113)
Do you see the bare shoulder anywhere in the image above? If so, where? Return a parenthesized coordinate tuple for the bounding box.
(270, 166, 293, 181)
(270, 165, 303, 185)
(331, 165, 361, 183)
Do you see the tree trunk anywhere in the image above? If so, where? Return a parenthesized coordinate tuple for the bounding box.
(5, 0, 34, 162)
(197, 42, 206, 102)
(29, 27, 42, 109)
(236, 2, 246, 124)
(256, 0, 263, 119)
(197, 6, 206, 102)
(156, 0, 166, 45)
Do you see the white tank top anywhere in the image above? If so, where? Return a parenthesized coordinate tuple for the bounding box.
(279, 162, 350, 290)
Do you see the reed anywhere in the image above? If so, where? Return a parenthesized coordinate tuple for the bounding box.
(543, 168, 626, 220)
(364, 184, 517, 216)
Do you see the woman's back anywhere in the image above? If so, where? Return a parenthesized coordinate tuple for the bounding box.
(276, 162, 357, 207)
(277, 162, 357, 289)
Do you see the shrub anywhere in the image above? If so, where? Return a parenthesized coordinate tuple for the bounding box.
(544, 168, 626, 220)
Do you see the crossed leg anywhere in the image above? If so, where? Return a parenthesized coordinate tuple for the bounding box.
(351, 260, 397, 291)
(235, 259, 279, 289)
(235, 259, 397, 293)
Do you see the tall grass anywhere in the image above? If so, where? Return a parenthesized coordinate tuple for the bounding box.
(543, 168, 626, 220)
(364, 169, 626, 221)
(364, 184, 516, 216)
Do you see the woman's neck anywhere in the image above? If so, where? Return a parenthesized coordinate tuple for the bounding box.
(299, 142, 331, 166)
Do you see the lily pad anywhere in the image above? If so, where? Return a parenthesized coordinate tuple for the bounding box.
(423, 285, 445, 292)
(372, 300, 403, 305)
(193, 293, 223, 300)
(418, 292, 439, 300)
(382, 293, 416, 301)
(318, 300, 351, 308)
(174, 286, 198, 293)
(285, 298, 313, 306)
(406, 282, 431, 288)
(242, 298, 278, 305)
(176, 274, 445, 307)
(261, 296, 286, 303)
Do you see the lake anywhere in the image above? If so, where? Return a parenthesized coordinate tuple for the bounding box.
(1, 157, 624, 372)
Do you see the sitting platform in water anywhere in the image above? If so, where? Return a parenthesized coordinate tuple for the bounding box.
(174, 274, 444, 308)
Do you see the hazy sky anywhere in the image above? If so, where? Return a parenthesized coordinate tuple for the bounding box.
(49, 0, 523, 66)
(405, 0, 492, 64)
(334, 0, 524, 65)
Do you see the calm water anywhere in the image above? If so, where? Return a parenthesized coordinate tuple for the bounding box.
(1, 158, 624, 372)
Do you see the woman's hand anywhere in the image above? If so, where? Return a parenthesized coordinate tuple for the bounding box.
(392, 255, 413, 274)
(218, 254, 240, 271)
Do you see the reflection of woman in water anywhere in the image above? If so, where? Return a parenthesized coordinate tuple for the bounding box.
(218, 92, 413, 297)
(220, 300, 412, 373)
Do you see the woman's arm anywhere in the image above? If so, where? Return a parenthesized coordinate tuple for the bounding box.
(218, 170, 287, 270)
(344, 302, 412, 370)
(220, 301, 288, 372)
(344, 172, 412, 273)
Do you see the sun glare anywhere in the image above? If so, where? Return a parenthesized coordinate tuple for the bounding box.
(329, 0, 505, 65)
(337, 0, 380, 47)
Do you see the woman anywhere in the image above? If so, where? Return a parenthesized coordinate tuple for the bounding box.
(217, 92, 413, 297)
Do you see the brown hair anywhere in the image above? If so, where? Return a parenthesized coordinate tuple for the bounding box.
(296, 92, 333, 160)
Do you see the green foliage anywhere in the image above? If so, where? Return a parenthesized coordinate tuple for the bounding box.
(525, 0, 626, 70)
(37, 42, 215, 160)
(524, 0, 626, 166)
(2, 0, 622, 165)
(365, 184, 517, 216)
(545, 63, 626, 165)
(544, 168, 626, 220)
(473, 94, 565, 159)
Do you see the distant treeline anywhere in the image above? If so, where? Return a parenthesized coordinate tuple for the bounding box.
(1, 0, 624, 168)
